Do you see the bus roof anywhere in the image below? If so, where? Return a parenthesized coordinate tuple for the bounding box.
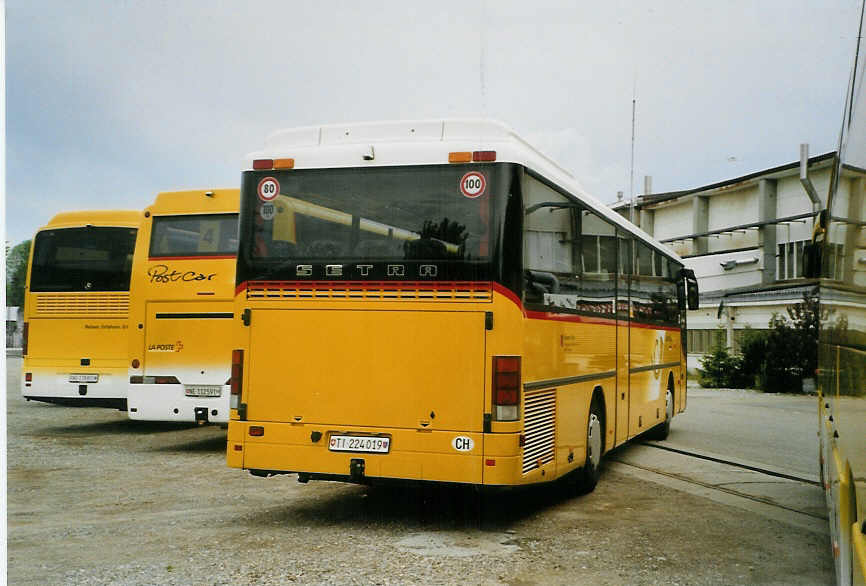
(244, 119, 680, 263)
(42, 210, 142, 230)
(148, 189, 239, 215)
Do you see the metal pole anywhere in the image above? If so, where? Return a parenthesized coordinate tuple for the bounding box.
(629, 96, 636, 224)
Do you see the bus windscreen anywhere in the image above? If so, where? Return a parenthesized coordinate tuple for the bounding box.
(239, 164, 512, 281)
(29, 226, 138, 292)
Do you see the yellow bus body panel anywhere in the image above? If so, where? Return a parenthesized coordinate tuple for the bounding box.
(245, 307, 486, 431)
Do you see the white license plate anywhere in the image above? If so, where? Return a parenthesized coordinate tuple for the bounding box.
(328, 435, 391, 454)
(184, 385, 222, 398)
(69, 374, 98, 383)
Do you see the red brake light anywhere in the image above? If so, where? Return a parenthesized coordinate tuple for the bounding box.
(253, 159, 273, 170)
(493, 356, 521, 422)
(249, 426, 264, 437)
(154, 376, 180, 385)
(131, 359, 140, 369)
(231, 349, 244, 410)
(22, 322, 28, 356)
(473, 150, 496, 162)
(25, 372, 32, 382)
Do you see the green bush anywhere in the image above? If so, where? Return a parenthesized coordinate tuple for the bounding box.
(698, 344, 743, 388)
(737, 329, 768, 389)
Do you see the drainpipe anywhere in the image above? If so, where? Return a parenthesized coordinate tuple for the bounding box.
(799, 143, 822, 212)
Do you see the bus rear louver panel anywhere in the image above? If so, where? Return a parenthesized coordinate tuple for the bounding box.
(522, 389, 556, 475)
(35, 293, 130, 317)
(245, 281, 493, 302)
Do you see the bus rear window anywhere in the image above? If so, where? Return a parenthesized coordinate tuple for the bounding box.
(242, 165, 506, 263)
(30, 227, 138, 292)
(150, 214, 238, 257)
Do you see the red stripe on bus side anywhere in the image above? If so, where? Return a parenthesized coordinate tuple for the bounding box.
(148, 255, 237, 261)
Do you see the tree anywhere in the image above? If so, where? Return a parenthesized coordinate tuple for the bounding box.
(758, 289, 826, 392)
(6, 240, 31, 307)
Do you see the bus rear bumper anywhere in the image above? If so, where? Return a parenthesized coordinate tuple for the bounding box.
(128, 384, 229, 423)
(21, 367, 127, 408)
(227, 421, 527, 486)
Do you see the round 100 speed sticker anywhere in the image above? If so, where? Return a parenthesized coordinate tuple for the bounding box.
(460, 171, 487, 198)
(257, 177, 280, 202)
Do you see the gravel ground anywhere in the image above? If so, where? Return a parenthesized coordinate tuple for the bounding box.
(7, 357, 832, 585)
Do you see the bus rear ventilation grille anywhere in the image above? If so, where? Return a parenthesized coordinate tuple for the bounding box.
(522, 389, 556, 475)
(245, 281, 493, 302)
(35, 293, 130, 316)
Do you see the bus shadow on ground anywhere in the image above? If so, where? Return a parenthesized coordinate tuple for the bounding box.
(245, 469, 602, 531)
(151, 434, 227, 453)
(37, 419, 202, 436)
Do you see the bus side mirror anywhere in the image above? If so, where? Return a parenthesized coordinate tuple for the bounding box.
(680, 268, 699, 310)
(802, 242, 822, 279)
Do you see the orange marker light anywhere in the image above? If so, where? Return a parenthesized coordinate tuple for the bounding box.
(274, 158, 295, 169)
(448, 152, 472, 163)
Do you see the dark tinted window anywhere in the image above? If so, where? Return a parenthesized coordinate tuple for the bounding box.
(632, 241, 679, 326)
(150, 214, 238, 257)
(30, 227, 137, 292)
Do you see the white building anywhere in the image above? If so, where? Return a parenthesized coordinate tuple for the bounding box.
(6, 306, 23, 349)
(612, 151, 866, 370)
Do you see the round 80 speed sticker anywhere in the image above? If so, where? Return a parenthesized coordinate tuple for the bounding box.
(460, 171, 487, 198)
(257, 177, 280, 202)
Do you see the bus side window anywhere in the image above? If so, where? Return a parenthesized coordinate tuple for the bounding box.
(522, 175, 579, 306)
(580, 211, 616, 315)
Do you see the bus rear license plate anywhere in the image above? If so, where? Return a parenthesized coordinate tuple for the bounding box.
(69, 374, 98, 383)
(184, 385, 222, 398)
(328, 435, 391, 454)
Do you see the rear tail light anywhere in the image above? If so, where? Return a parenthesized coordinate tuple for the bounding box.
(493, 355, 521, 421)
(448, 151, 472, 163)
(473, 150, 496, 162)
(230, 349, 244, 410)
(252, 159, 273, 170)
(22, 322, 28, 356)
(25, 372, 32, 382)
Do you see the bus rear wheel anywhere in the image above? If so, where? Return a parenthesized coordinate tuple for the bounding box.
(575, 398, 604, 494)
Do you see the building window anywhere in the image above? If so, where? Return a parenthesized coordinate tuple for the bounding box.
(777, 240, 806, 280)
(687, 329, 726, 354)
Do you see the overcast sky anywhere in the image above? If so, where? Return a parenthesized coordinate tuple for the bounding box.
(4, 0, 861, 245)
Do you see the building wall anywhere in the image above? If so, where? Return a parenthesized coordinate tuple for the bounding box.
(613, 159, 859, 376)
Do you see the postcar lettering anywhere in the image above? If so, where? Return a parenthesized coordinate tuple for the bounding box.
(147, 264, 216, 284)
(296, 265, 313, 277)
(387, 264, 405, 277)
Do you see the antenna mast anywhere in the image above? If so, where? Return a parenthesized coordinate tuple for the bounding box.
(629, 85, 636, 225)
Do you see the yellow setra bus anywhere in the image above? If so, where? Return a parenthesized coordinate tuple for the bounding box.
(227, 120, 698, 490)
(21, 210, 140, 409)
(813, 4, 866, 583)
(127, 189, 239, 424)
